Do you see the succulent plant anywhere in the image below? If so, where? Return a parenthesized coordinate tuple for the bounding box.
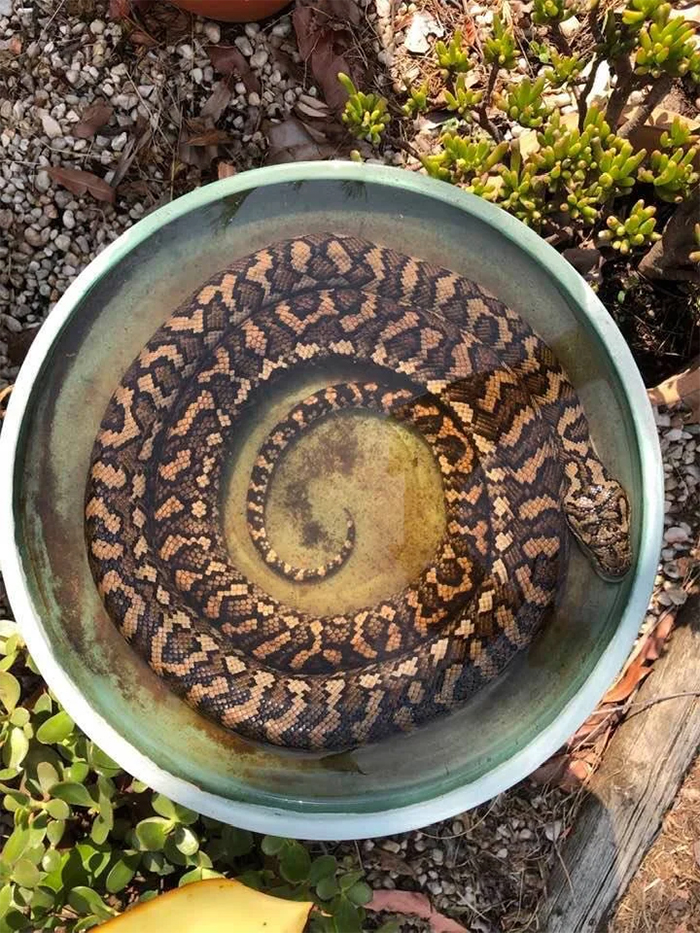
(484, 14, 518, 71)
(422, 134, 507, 188)
(559, 183, 602, 223)
(338, 73, 390, 146)
(402, 82, 430, 118)
(435, 29, 472, 76)
(544, 49, 585, 88)
(621, 0, 665, 29)
(598, 199, 662, 252)
(638, 146, 700, 202)
(659, 116, 699, 151)
(532, 0, 579, 25)
(633, 4, 700, 79)
(591, 136, 647, 199)
(496, 76, 551, 128)
(444, 73, 484, 118)
(496, 146, 548, 228)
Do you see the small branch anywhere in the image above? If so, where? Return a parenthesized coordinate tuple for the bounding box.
(577, 56, 601, 129)
(605, 54, 637, 130)
(476, 62, 503, 142)
(617, 73, 673, 139)
(550, 24, 573, 56)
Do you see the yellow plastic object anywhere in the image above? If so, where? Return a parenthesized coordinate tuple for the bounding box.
(97, 879, 314, 933)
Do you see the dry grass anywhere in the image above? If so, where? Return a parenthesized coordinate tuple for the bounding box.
(610, 754, 700, 933)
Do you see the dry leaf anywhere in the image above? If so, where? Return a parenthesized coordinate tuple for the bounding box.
(185, 128, 233, 147)
(7, 327, 40, 367)
(292, 5, 361, 112)
(74, 101, 114, 139)
(603, 655, 651, 704)
(201, 82, 233, 122)
(109, 118, 151, 189)
(128, 28, 158, 47)
(217, 162, 237, 179)
(373, 849, 417, 878)
(461, 15, 477, 45)
(206, 45, 260, 94)
(47, 166, 116, 204)
(693, 839, 700, 868)
(266, 116, 335, 164)
(366, 890, 468, 933)
(641, 610, 676, 662)
(108, 0, 132, 18)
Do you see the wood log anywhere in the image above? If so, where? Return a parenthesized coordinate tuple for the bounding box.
(538, 592, 700, 932)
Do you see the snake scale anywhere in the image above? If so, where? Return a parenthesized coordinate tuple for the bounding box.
(85, 234, 632, 751)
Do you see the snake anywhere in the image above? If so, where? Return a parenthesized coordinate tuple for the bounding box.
(85, 233, 632, 751)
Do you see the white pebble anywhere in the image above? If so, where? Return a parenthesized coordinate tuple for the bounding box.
(250, 49, 268, 69)
(40, 113, 62, 139)
(247, 92, 261, 107)
(35, 170, 51, 193)
(62, 210, 76, 230)
(664, 526, 689, 544)
(244, 22, 260, 37)
(203, 22, 221, 44)
(89, 19, 105, 35)
(111, 132, 128, 152)
(235, 36, 253, 57)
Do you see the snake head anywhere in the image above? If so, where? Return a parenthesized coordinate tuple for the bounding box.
(565, 481, 632, 580)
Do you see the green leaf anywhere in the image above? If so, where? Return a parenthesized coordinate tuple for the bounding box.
(90, 812, 111, 846)
(8, 709, 28, 729)
(151, 794, 197, 825)
(72, 916, 102, 932)
(332, 895, 363, 932)
(1, 828, 28, 864)
(63, 761, 90, 784)
(41, 850, 62, 874)
(134, 817, 171, 852)
(4, 728, 28, 771)
(0, 886, 11, 921)
(86, 745, 121, 778)
(49, 783, 94, 808)
(105, 852, 141, 894)
(10, 861, 39, 890)
(172, 825, 199, 857)
(221, 826, 253, 859)
(339, 870, 364, 891)
(177, 867, 224, 887)
(36, 763, 59, 797)
(316, 875, 339, 900)
(347, 881, 372, 906)
(375, 922, 402, 933)
(27, 885, 55, 913)
(280, 842, 311, 884)
(32, 694, 52, 716)
(45, 799, 69, 821)
(68, 887, 115, 920)
(261, 835, 287, 856)
(45, 821, 64, 847)
(0, 671, 22, 713)
(309, 855, 337, 885)
(36, 712, 74, 745)
(140, 851, 174, 876)
(130, 779, 149, 794)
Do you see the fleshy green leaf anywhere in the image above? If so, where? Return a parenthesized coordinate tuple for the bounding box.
(68, 886, 116, 920)
(49, 783, 94, 808)
(151, 794, 198, 825)
(280, 842, 311, 884)
(309, 855, 337, 885)
(36, 712, 74, 745)
(45, 799, 70, 821)
(0, 885, 12, 920)
(41, 849, 62, 874)
(4, 728, 29, 771)
(177, 867, 224, 887)
(105, 852, 140, 894)
(261, 835, 287, 856)
(134, 817, 171, 852)
(10, 860, 39, 890)
(347, 881, 372, 906)
(316, 875, 339, 901)
(339, 870, 364, 891)
(46, 821, 64, 847)
(172, 825, 199, 857)
(0, 675, 20, 714)
(1, 828, 28, 864)
(36, 762, 59, 796)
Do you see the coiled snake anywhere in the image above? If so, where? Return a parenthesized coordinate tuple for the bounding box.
(85, 234, 632, 751)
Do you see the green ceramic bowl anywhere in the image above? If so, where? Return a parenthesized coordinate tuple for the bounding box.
(0, 163, 663, 839)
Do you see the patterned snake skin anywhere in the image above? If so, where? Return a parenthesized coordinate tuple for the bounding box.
(85, 234, 632, 751)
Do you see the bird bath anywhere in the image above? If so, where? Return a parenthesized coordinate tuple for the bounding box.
(0, 163, 662, 839)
